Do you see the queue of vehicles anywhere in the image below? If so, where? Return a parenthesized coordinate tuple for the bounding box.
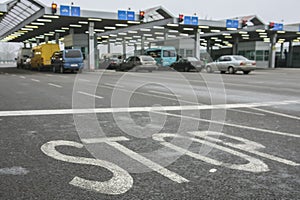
(16, 44, 256, 74)
(16, 43, 84, 73)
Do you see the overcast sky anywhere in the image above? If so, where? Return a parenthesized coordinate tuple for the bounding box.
(40, 0, 300, 24)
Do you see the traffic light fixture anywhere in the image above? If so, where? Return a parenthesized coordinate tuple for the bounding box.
(269, 22, 275, 29)
(241, 20, 247, 28)
(139, 11, 145, 21)
(178, 14, 184, 23)
(51, 3, 57, 15)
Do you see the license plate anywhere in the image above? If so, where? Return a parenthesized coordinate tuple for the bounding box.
(71, 64, 78, 67)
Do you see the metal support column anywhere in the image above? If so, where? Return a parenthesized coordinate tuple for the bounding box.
(122, 39, 126, 59)
(44, 36, 49, 43)
(280, 43, 284, 60)
(107, 40, 111, 54)
(207, 39, 211, 55)
(134, 44, 137, 56)
(232, 37, 239, 55)
(88, 22, 95, 71)
(55, 33, 60, 44)
(194, 28, 200, 59)
(287, 40, 293, 67)
(141, 36, 145, 55)
(36, 39, 40, 46)
(268, 33, 277, 68)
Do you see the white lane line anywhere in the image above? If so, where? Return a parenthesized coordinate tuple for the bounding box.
(19, 76, 26, 79)
(82, 137, 189, 183)
(79, 78, 91, 82)
(58, 75, 68, 79)
(0, 166, 29, 175)
(148, 90, 182, 98)
(229, 108, 265, 116)
(250, 107, 300, 120)
(77, 91, 103, 99)
(151, 111, 300, 138)
(11, 74, 17, 77)
(104, 83, 124, 88)
(48, 83, 62, 88)
(31, 79, 40, 82)
(46, 74, 54, 77)
(0, 100, 299, 118)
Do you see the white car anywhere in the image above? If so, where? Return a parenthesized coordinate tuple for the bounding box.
(205, 55, 256, 74)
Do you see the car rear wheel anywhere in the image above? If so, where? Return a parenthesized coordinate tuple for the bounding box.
(60, 65, 64, 74)
(184, 66, 189, 72)
(220, 71, 226, 74)
(206, 66, 213, 73)
(52, 66, 56, 73)
(228, 67, 235, 74)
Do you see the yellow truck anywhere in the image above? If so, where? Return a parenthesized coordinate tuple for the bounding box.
(30, 43, 60, 71)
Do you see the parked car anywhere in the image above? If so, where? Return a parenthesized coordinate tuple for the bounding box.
(170, 57, 204, 72)
(205, 55, 256, 74)
(51, 49, 84, 73)
(116, 56, 158, 72)
(107, 57, 122, 70)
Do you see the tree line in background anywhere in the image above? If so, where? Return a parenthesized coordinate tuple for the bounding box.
(0, 42, 22, 61)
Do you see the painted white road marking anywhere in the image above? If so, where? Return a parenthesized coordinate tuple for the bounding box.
(251, 107, 300, 120)
(0, 100, 299, 120)
(31, 79, 40, 82)
(19, 76, 26, 79)
(104, 83, 124, 88)
(148, 90, 182, 97)
(41, 140, 133, 195)
(46, 74, 54, 77)
(79, 78, 91, 82)
(82, 137, 189, 183)
(189, 131, 299, 166)
(152, 133, 269, 173)
(151, 111, 300, 138)
(11, 74, 17, 77)
(48, 83, 62, 88)
(209, 169, 217, 173)
(0, 166, 29, 175)
(77, 91, 104, 99)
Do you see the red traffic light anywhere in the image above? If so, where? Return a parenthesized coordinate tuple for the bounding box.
(269, 22, 275, 29)
(242, 20, 247, 28)
(51, 3, 57, 14)
(178, 14, 184, 23)
(139, 11, 145, 21)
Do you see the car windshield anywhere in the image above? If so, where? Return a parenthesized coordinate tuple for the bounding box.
(140, 56, 155, 62)
(233, 56, 248, 61)
(65, 50, 82, 58)
(187, 57, 199, 62)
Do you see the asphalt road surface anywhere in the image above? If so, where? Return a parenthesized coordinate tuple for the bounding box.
(0, 65, 299, 199)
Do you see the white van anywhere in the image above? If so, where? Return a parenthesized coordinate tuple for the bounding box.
(16, 48, 31, 69)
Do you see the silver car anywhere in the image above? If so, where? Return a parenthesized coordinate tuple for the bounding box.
(205, 55, 256, 74)
(117, 56, 158, 72)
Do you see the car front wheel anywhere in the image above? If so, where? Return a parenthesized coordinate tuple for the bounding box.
(228, 67, 235, 74)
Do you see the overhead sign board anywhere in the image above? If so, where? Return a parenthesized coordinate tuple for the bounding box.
(183, 16, 198, 25)
(273, 23, 283, 31)
(60, 5, 70, 16)
(118, 10, 135, 21)
(226, 19, 239, 28)
(59, 5, 80, 17)
(71, 6, 80, 17)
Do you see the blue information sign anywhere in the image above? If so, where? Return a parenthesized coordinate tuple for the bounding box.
(184, 16, 191, 25)
(191, 16, 198, 25)
(226, 19, 239, 28)
(118, 10, 127, 20)
(127, 11, 135, 21)
(71, 6, 80, 17)
(60, 5, 70, 16)
(273, 23, 283, 31)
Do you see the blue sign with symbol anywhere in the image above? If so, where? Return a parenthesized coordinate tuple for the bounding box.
(273, 23, 283, 31)
(60, 5, 70, 16)
(184, 16, 191, 25)
(226, 19, 239, 28)
(127, 11, 135, 21)
(71, 6, 80, 17)
(191, 16, 198, 25)
(118, 10, 127, 20)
